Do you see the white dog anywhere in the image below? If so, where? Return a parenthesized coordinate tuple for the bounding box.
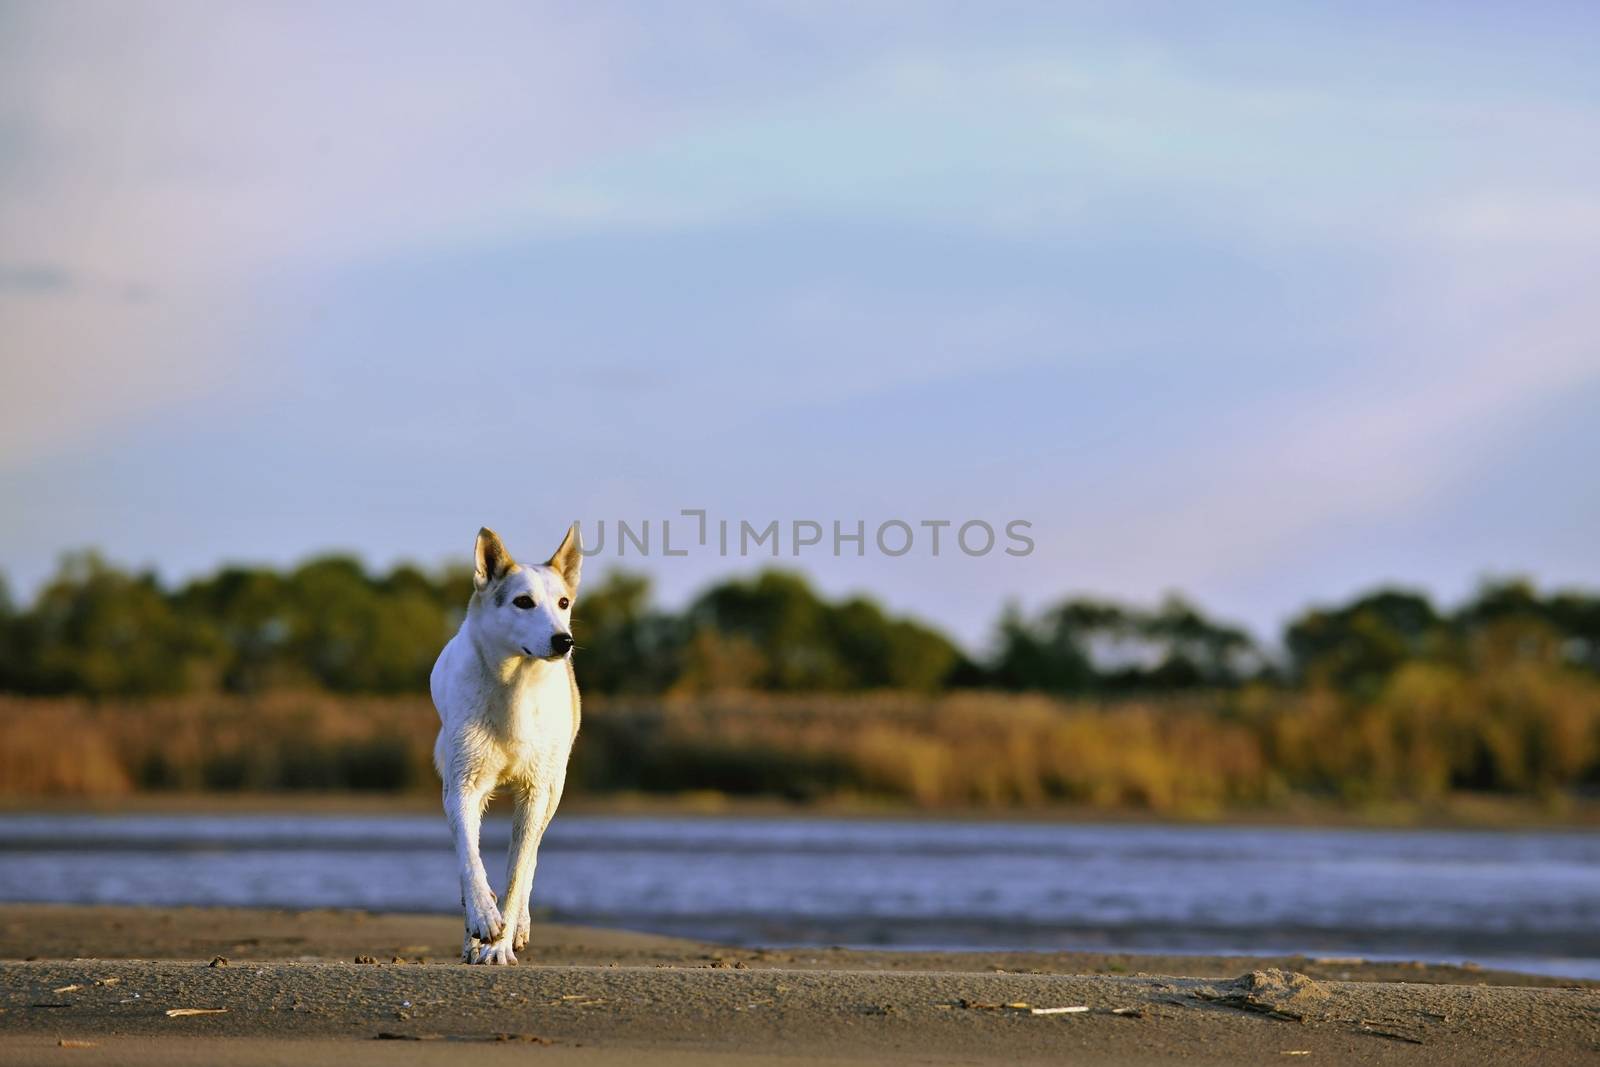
(431, 524, 582, 965)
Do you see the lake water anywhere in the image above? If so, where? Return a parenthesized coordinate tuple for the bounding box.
(1, 813, 1595, 979)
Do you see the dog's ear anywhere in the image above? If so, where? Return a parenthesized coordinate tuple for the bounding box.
(474, 527, 516, 591)
(547, 522, 582, 593)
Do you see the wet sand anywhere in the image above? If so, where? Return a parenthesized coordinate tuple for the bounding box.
(1, 906, 1595, 1065)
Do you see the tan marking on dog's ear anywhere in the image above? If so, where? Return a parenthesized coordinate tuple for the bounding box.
(547, 522, 582, 593)
(474, 527, 517, 591)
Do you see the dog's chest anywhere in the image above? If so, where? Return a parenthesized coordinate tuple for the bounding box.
(490, 669, 575, 783)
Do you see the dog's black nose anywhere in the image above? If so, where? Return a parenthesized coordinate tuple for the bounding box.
(550, 632, 574, 655)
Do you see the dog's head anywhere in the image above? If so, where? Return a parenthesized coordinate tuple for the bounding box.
(469, 524, 581, 661)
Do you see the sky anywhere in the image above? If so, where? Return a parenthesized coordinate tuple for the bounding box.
(2, 1, 1598, 649)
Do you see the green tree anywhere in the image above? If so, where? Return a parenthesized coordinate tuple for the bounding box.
(826, 596, 964, 691)
(687, 571, 963, 691)
(986, 601, 1098, 694)
(571, 571, 687, 694)
(173, 567, 297, 691)
(988, 596, 1258, 694)
(1285, 588, 1450, 697)
(8, 552, 224, 695)
(0, 573, 16, 690)
(278, 556, 453, 692)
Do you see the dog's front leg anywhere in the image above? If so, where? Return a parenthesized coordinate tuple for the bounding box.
(475, 784, 545, 965)
(444, 780, 502, 961)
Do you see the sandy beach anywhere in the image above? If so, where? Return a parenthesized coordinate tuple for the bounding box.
(1, 906, 1595, 1065)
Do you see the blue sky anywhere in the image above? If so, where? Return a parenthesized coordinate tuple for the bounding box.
(2, 2, 1598, 647)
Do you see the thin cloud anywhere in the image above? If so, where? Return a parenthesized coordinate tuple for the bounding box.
(0, 264, 76, 293)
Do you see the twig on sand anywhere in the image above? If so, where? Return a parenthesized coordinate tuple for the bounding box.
(1358, 1020, 1425, 1044)
(954, 999, 1092, 1016)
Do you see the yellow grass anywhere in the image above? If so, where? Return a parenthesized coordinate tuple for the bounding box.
(0, 673, 1594, 814)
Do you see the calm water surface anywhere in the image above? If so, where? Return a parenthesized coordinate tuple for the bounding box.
(1, 813, 1595, 978)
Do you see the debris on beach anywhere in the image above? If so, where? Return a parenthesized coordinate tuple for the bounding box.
(57, 1039, 98, 1048)
(553, 994, 606, 1008)
(166, 1007, 229, 1017)
(94, 977, 120, 987)
(52, 983, 83, 993)
(1194, 970, 1330, 1023)
(208, 955, 229, 967)
(953, 999, 1091, 1016)
(354, 955, 378, 964)
(702, 954, 749, 969)
(373, 1032, 551, 1044)
(1357, 1019, 1425, 1044)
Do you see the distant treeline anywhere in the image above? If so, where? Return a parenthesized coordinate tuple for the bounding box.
(1, 550, 1598, 701)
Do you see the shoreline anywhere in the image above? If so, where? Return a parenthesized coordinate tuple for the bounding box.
(5, 904, 1594, 987)
(1, 906, 1595, 1066)
(3, 790, 1596, 831)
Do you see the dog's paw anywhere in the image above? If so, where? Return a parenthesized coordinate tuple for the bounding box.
(463, 884, 504, 943)
(513, 908, 531, 952)
(472, 937, 518, 966)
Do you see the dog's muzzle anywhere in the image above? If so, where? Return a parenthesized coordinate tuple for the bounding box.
(520, 632, 573, 659)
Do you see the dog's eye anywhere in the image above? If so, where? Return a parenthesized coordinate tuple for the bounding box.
(558, 597, 570, 610)
(512, 595, 535, 609)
